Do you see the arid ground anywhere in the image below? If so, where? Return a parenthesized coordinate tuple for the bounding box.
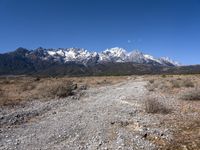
(0, 75, 200, 150)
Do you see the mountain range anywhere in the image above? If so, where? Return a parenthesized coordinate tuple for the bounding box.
(33, 47, 180, 66)
(3, 47, 179, 65)
(2, 47, 197, 76)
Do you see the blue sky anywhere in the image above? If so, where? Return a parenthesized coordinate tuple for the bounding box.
(0, 0, 200, 65)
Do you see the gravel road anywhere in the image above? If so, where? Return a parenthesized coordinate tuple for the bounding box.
(0, 77, 172, 150)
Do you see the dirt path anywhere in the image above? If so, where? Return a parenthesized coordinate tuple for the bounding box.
(0, 78, 171, 150)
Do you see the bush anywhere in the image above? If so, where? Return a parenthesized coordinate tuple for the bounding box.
(181, 88, 200, 101)
(48, 81, 77, 98)
(145, 98, 170, 114)
(170, 78, 194, 88)
(149, 79, 155, 84)
(171, 80, 181, 88)
(161, 75, 166, 78)
(182, 79, 194, 88)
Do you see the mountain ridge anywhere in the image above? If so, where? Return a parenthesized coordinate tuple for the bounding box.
(0, 47, 189, 76)
(3, 47, 180, 66)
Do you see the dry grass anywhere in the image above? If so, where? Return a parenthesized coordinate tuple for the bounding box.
(171, 78, 194, 88)
(145, 75, 200, 149)
(37, 80, 77, 98)
(145, 97, 170, 114)
(146, 75, 196, 93)
(0, 77, 78, 106)
(181, 88, 200, 101)
(182, 79, 195, 87)
(0, 76, 128, 107)
(164, 120, 200, 149)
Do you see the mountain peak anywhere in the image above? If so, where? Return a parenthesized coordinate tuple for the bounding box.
(160, 57, 181, 66)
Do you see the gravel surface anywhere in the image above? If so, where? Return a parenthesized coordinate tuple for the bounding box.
(0, 77, 173, 150)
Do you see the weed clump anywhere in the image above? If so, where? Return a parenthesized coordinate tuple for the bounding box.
(145, 98, 170, 114)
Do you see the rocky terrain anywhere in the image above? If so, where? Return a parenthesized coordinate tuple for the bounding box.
(0, 75, 200, 150)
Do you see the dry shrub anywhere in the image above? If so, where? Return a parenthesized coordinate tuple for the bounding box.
(0, 79, 78, 106)
(2, 80, 11, 84)
(182, 79, 194, 88)
(21, 82, 36, 91)
(146, 80, 171, 92)
(54, 82, 77, 98)
(0, 97, 21, 107)
(0, 90, 21, 106)
(181, 88, 200, 101)
(145, 98, 170, 114)
(170, 78, 194, 88)
(0, 89, 7, 105)
(96, 79, 111, 85)
(147, 77, 195, 93)
(34, 77, 40, 82)
(38, 80, 77, 98)
(171, 80, 181, 88)
(149, 79, 155, 84)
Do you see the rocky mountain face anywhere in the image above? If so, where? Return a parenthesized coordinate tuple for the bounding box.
(0, 47, 181, 76)
(24, 47, 179, 66)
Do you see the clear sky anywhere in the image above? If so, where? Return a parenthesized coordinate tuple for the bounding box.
(0, 0, 200, 65)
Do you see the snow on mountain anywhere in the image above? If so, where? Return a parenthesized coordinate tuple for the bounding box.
(128, 50, 147, 63)
(99, 47, 127, 62)
(28, 47, 179, 66)
(143, 54, 162, 64)
(159, 57, 181, 66)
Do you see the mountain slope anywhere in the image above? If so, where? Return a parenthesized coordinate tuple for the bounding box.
(0, 47, 182, 76)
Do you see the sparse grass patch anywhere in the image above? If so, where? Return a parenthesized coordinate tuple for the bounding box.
(0, 76, 127, 107)
(145, 98, 170, 114)
(181, 88, 200, 101)
(2, 79, 11, 84)
(146, 76, 196, 93)
(0, 90, 22, 106)
(21, 82, 36, 91)
(170, 78, 194, 88)
(182, 79, 195, 88)
(171, 79, 181, 88)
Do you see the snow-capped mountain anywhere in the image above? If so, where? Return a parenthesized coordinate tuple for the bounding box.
(159, 57, 180, 66)
(26, 47, 180, 66)
(99, 47, 127, 62)
(0, 47, 184, 76)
